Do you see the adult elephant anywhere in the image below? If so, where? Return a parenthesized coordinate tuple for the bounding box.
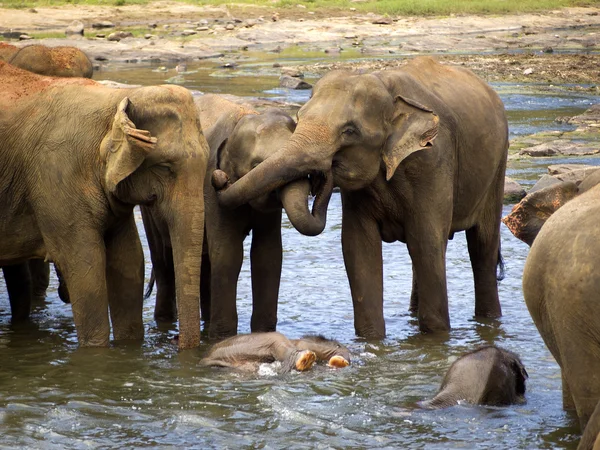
(522, 183, 600, 450)
(144, 94, 328, 339)
(213, 56, 509, 338)
(0, 61, 207, 349)
(2, 260, 51, 321)
(8, 44, 93, 78)
(0, 42, 18, 62)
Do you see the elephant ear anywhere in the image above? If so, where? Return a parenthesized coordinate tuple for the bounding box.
(104, 97, 158, 193)
(382, 94, 439, 181)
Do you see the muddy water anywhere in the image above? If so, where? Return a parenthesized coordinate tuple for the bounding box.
(2, 52, 599, 449)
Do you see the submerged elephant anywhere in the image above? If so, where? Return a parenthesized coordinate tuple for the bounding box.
(144, 94, 328, 339)
(419, 346, 528, 408)
(7, 44, 93, 78)
(0, 61, 208, 349)
(200, 332, 350, 372)
(213, 56, 509, 338)
(523, 183, 600, 450)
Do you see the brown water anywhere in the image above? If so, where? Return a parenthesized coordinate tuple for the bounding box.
(1, 51, 599, 449)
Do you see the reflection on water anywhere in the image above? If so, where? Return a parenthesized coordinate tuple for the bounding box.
(2, 49, 598, 448)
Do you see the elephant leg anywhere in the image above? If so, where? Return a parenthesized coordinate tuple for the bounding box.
(409, 265, 419, 316)
(56, 265, 70, 304)
(105, 216, 145, 341)
(406, 226, 451, 334)
(466, 165, 504, 319)
(200, 249, 211, 330)
(55, 235, 111, 346)
(141, 207, 177, 322)
(341, 203, 385, 339)
(3, 263, 32, 322)
(207, 213, 247, 340)
(249, 210, 283, 333)
(580, 399, 600, 450)
(563, 371, 577, 411)
(28, 259, 50, 302)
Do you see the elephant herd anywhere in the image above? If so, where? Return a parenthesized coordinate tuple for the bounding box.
(1, 44, 599, 448)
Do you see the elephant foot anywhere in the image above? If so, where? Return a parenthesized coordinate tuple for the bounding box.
(295, 350, 316, 371)
(327, 355, 350, 368)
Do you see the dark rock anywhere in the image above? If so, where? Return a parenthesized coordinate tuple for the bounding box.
(92, 21, 115, 29)
(372, 17, 393, 25)
(504, 177, 527, 203)
(279, 75, 312, 90)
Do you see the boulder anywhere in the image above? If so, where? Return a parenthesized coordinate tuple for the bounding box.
(547, 163, 598, 175)
(107, 31, 134, 41)
(519, 140, 600, 157)
(504, 176, 527, 203)
(65, 20, 84, 36)
(528, 174, 562, 194)
(280, 67, 304, 78)
(92, 21, 115, 29)
(279, 75, 312, 90)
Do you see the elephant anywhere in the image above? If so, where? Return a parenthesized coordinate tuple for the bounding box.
(0, 42, 18, 62)
(522, 183, 600, 450)
(213, 56, 509, 338)
(0, 61, 208, 349)
(144, 94, 328, 339)
(1, 259, 51, 321)
(503, 170, 600, 246)
(419, 346, 528, 408)
(7, 44, 93, 78)
(200, 332, 350, 372)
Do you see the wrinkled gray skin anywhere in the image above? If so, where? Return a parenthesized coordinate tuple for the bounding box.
(0, 62, 207, 349)
(523, 183, 600, 450)
(200, 332, 350, 373)
(503, 170, 600, 246)
(144, 94, 329, 339)
(420, 346, 528, 409)
(1, 260, 49, 321)
(214, 56, 509, 338)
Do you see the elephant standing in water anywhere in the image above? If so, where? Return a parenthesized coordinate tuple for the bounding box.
(0, 61, 208, 349)
(522, 183, 600, 450)
(420, 346, 528, 408)
(144, 94, 328, 339)
(213, 56, 509, 338)
(200, 332, 350, 372)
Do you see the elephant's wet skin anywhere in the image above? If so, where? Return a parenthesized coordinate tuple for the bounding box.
(0, 62, 208, 349)
(200, 332, 351, 373)
(419, 346, 528, 409)
(214, 56, 509, 339)
(7, 45, 94, 78)
(522, 183, 600, 450)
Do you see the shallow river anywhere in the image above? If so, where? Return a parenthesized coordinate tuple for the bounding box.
(1, 52, 599, 449)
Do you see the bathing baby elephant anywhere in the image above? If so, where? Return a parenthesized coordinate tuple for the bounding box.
(420, 346, 528, 408)
(200, 332, 351, 373)
(7, 44, 93, 78)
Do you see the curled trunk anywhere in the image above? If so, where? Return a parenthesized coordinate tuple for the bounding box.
(279, 172, 333, 236)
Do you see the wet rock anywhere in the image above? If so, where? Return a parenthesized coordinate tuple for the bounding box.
(19, 34, 32, 40)
(96, 33, 106, 39)
(519, 140, 600, 157)
(107, 31, 133, 41)
(372, 17, 393, 25)
(149, 23, 157, 29)
(279, 75, 312, 90)
(528, 174, 561, 194)
(523, 68, 534, 75)
(225, 24, 235, 31)
(92, 21, 115, 29)
(552, 167, 600, 185)
(542, 46, 553, 53)
(65, 20, 84, 36)
(196, 26, 209, 32)
(324, 47, 342, 54)
(504, 177, 527, 203)
(182, 29, 197, 36)
(281, 67, 303, 78)
(144, 34, 154, 39)
(547, 164, 598, 175)
(219, 62, 237, 69)
(568, 104, 600, 127)
(197, 19, 209, 26)
(243, 19, 257, 28)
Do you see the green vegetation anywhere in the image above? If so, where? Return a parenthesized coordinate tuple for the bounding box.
(0, 0, 596, 14)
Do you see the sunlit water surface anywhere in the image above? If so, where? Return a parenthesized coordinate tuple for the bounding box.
(1, 52, 599, 449)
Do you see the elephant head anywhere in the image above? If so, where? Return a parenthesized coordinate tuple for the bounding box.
(102, 86, 208, 349)
(212, 70, 438, 235)
(201, 95, 330, 235)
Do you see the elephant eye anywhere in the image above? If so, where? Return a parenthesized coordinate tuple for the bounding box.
(341, 123, 360, 138)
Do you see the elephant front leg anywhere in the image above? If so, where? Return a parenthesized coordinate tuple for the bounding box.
(207, 221, 245, 340)
(406, 230, 451, 334)
(409, 265, 419, 316)
(3, 263, 33, 322)
(341, 211, 385, 339)
(105, 217, 145, 341)
(249, 210, 283, 333)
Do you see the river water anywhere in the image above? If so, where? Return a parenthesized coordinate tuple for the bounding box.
(1, 52, 599, 449)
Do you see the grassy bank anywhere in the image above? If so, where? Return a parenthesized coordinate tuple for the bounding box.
(1, 0, 596, 15)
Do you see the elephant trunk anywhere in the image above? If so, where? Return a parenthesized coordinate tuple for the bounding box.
(162, 172, 204, 350)
(279, 171, 334, 236)
(213, 129, 332, 209)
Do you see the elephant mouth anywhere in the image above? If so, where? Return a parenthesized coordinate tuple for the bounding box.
(309, 170, 334, 214)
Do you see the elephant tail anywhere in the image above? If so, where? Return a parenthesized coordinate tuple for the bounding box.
(496, 244, 505, 282)
(144, 268, 156, 299)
